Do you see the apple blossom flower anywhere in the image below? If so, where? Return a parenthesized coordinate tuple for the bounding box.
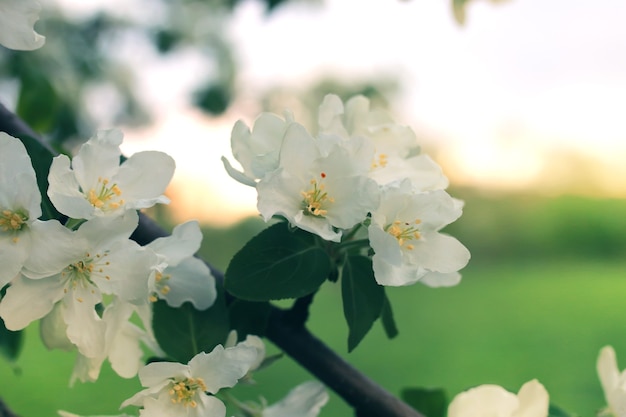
(447, 379, 549, 417)
(368, 179, 469, 286)
(0, 132, 63, 288)
(58, 412, 132, 417)
(48, 129, 175, 220)
(257, 123, 379, 242)
(598, 345, 626, 417)
(317, 94, 448, 190)
(0, 211, 156, 358)
(121, 337, 264, 417)
(222, 111, 294, 186)
(146, 220, 216, 310)
(0, 0, 45, 50)
(263, 381, 329, 417)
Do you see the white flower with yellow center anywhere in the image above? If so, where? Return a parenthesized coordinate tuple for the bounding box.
(318, 94, 448, 191)
(222, 111, 294, 186)
(368, 180, 470, 287)
(0, 0, 45, 50)
(121, 338, 263, 417)
(598, 345, 626, 417)
(48, 129, 175, 220)
(146, 220, 216, 310)
(0, 211, 156, 358)
(257, 123, 379, 242)
(0, 132, 66, 288)
(447, 379, 549, 417)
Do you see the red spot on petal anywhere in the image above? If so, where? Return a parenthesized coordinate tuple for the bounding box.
(320, 172, 327, 178)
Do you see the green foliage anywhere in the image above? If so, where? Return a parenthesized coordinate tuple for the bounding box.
(380, 293, 399, 339)
(549, 404, 575, 417)
(152, 290, 230, 363)
(224, 222, 331, 301)
(228, 299, 272, 338)
(401, 387, 447, 417)
(341, 255, 384, 352)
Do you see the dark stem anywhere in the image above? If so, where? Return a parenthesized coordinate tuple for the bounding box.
(0, 102, 424, 417)
(0, 398, 20, 417)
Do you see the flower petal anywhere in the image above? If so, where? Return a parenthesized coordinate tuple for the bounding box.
(263, 381, 329, 417)
(0, 0, 45, 50)
(189, 344, 259, 394)
(160, 257, 216, 310)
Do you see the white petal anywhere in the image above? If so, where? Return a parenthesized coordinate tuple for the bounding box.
(147, 220, 202, 266)
(372, 254, 425, 287)
(448, 384, 519, 417)
(221, 156, 257, 186)
(514, 379, 549, 417)
(63, 285, 106, 358)
(598, 346, 620, 401)
(419, 271, 462, 288)
(0, 0, 45, 50)
(161, 257, 217, 310)
(0, 231, 30, 287)
(76, 210, 138, 249)
(72, 130, 124, 190)
(263, 381, 329, 417)
(22, 220, 86, 279)
(138, 361, 189, 388)
(40, 301, 74, 351)
(47, 155, 95, 219)
(0, 132, 41, 216)
(114, 151, 175, 208)
(189, 344, 259, 393)
(0, 274, 65, 330)
(409, 233, 470, 274)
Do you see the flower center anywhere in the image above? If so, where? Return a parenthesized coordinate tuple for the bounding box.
(86, 177, 125, 211)
(168, 377, 207, 408)
(371, 153, 388, 169)
(62, 251, 111, 302)
(301, 172, 334, 217)
(385, 219, 421, 250)
(0, 209, 28, 242)
(149, 271, 171, 303)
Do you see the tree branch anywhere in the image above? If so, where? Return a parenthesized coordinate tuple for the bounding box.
(0, 102, 423, 417)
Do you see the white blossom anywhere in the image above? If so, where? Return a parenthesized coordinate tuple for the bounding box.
(48, 129, 175, 220)
(222, 111, 294, 186)
(121, 338, 264, 417)
(317, 94, 448, 190)
(368, 180, 469, 286)
(0, 0, 45, 50)
(0, 211, 156, 358)
(257, 123, 379, 242)
(0, 132, 45, 287)
(598, 345, 626, 417)
(447, 379, 549, 417)
(146, 220, 216, 310)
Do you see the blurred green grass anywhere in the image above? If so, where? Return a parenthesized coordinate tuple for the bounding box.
(3, 190, 626, 416)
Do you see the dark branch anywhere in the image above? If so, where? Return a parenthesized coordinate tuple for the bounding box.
(0, 102, 423, 417)
(0, 398, 20, 417)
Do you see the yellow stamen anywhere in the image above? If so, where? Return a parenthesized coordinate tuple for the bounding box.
(386, 218, 422, 250)
(301, 173, 333, 218)
(86, 177, 124, 211)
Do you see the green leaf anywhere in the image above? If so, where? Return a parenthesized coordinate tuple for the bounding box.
(548, 404, 574, 417)
(401, 387, 447, 417)
(152, 288, 230, 363)
(225, 222, 331, 301)
(14, 134, 62, 221)
(381, 291, 399, 339)
(452, 0, 468, 25)
(341, 255, 384, 352)
(0, 319, 23, 362)
(228, 299, 271, 338)
(17, 70, 62, 133)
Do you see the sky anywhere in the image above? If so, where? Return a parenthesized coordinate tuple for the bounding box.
(87, 0, 626, 224)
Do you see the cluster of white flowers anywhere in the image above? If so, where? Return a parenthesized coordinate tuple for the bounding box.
(223, 94, 470, 287)
(0, 130, 216, 383)
(0, 130, 328, 417)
